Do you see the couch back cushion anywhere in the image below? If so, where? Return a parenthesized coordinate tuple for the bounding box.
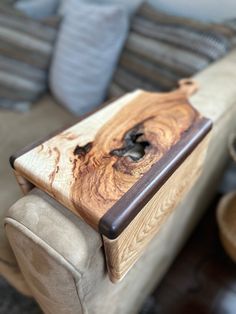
(0, 4, 58, 110)
(49, 0, 129, 116)
(109, 3, 236, 98)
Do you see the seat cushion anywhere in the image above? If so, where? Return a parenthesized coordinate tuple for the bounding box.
(0, 95, 74, 284)
(0, 95, 74, 215)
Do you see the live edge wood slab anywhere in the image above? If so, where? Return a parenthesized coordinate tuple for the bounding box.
(10, 80, 212, 282)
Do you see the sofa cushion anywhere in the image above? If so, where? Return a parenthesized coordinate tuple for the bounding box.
(50, 0, 129, 115)
(0, 92, 74, 292)
(109, 3, 236, 97)
(0, 5, 58, 110)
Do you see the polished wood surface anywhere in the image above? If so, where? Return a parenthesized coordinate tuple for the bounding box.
(11, 84, 212, 282)
(103, 134, 211, 282)
(12, 82, 211, 235)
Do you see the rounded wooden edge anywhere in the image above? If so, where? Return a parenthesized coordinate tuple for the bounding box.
(99, 117, 213, 239)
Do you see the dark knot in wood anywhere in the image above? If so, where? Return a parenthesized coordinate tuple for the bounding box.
(73, 142, 92, 157)
(110, 125, 150, 161)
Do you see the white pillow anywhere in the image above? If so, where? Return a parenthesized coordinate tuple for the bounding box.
(50, 0, 129, 115)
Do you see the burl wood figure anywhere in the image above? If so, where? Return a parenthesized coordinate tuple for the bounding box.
(11, 80, 212, 282)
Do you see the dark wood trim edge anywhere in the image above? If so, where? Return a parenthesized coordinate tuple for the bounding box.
(99, 117, 212, 239)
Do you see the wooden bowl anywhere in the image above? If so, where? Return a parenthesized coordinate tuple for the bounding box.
(217, 192, 236, 262)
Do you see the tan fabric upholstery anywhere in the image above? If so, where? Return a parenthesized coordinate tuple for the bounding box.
(4, 50, 236, 313)
(0, 95, 74, 294)
(0, 254, 31, 296)
(6, 222, 84, 314)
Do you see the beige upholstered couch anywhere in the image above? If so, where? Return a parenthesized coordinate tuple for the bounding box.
(1, 50, 236, 313)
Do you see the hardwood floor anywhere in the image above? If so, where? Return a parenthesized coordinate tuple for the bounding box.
(141, 195, 236, 314)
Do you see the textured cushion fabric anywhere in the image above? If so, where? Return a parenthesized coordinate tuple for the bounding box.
(109, 3, 236, 97)
(224, 18, 236, 32)
(0, 99, 30, 111)
(6, 222, 84, 314)
(224, 18, 236, 45)
(15, 0, 59, 20)
(0, 5, 58, 110)
(60, 0, 144, 16)
(50, 0, 129, 115)
(5, 187, 101, 314)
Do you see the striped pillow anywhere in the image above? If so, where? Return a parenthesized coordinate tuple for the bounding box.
(109, 3, 236, 97)
(50, 0, 129, 115)
(0, 4, 58, 110)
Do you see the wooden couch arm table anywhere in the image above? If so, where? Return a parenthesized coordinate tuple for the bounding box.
(10, 80, 212, 282)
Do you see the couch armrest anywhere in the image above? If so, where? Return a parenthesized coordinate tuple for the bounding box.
(5, 188, 102, 314)
(5, 49, 236, 314)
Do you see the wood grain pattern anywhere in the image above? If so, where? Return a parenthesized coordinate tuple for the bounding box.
(11, 82, 212, 282)
(99, 115, 211, 238)
(12, 91, 141, 226)
(12, 82, 211, 235)
(103, 134, 211, 282)
(70, 88, 198, 228)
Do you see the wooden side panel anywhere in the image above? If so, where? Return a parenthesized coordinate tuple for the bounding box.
(13, 170, 34, 195)
(103, 133, 211, 282)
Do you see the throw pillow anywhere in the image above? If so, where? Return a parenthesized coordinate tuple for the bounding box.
(109, 3, 236, 97)
(50, 0, 129, 115)
(0, 4, 58, 110)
